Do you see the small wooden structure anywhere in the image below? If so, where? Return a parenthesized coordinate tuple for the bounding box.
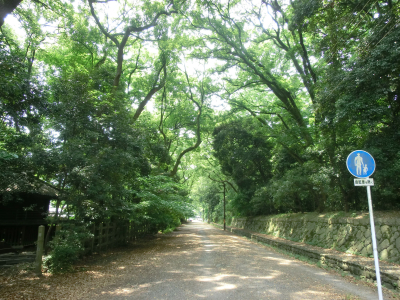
(0, 180, 58, 249)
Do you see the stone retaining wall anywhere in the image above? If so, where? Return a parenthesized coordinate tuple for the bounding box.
(230, 212, 400, 264)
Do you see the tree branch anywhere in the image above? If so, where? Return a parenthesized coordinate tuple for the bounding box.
(132, 57, 168, 122)
(168, 68, 203, 177)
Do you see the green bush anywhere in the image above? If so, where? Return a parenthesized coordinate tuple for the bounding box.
(162, 227, 176, 234)
(44, 225, 92, 274)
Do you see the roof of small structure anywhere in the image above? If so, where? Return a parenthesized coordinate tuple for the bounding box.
(0, 174, 59, 198)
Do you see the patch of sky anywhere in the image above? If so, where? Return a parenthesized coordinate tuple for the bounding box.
(4, 14, 25, 42)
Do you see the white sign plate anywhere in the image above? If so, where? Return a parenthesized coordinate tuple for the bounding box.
(354, 178, 374, 186)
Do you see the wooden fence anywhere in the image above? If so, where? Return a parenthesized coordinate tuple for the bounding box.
(56, 221, 153, 254)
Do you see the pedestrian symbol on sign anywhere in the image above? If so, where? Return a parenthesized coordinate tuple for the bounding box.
(354, 153, 363, 176)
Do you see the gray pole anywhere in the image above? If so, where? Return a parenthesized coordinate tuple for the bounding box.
(34, 225, 45, 275)
(367, 185, 383, 300)
(223, 184, 226, 231)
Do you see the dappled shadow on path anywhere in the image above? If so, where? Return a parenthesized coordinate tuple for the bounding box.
(0, 222, 388, 300)
(85, 223, 381, 300)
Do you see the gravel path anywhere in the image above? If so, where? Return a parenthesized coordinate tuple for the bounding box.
(1, 222, 396, 299)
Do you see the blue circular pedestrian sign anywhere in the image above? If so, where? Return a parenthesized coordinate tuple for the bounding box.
(346, 150, 375, 178)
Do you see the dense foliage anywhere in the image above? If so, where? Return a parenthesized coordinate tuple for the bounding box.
(203, 0, 400, 218)
(1, 0, 399, 237)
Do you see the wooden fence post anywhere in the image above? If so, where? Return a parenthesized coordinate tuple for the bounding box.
(91, 224, 95, 252)
(99, 223, 103, 251)
(55, 224, 61, 236)
(34, 225, 45, 275)
(129, 221, 133, 241)
(112, 223, 116, 245)
(105, 223, 109, 250)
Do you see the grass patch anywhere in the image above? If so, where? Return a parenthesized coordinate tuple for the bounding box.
(162, 227, 176, 234)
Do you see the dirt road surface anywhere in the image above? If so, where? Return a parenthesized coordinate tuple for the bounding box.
(1, 222, 397, 299)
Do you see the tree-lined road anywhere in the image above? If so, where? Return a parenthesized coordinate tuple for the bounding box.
(2, 1, 399, 280)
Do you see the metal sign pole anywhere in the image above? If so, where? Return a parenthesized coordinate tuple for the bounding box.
(366, 185, 383, 300)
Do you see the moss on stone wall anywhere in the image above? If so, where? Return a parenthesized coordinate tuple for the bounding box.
(231, 211, 400, 263)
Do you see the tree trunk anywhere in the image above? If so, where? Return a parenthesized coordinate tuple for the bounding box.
(0, 0, 23, 28)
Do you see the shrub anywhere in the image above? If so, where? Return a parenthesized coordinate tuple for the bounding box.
(44, 225, 92, 274)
